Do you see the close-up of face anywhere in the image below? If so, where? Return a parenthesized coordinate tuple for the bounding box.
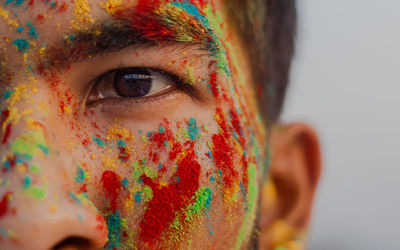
(0, 0, 321, 249)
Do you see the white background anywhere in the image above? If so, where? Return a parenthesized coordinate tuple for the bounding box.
(281, 0, 400, 249)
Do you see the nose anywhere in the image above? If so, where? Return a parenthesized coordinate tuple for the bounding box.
(0, 115, 108, 249)
(0, 194, 108, 250)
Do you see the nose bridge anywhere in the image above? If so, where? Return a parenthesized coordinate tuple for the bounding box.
(0, 92, 108, 249)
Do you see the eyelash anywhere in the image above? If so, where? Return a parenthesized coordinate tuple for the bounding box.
(85, 67, 198, 107)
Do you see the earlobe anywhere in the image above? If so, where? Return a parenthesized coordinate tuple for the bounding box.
(258, 123, 321, 249)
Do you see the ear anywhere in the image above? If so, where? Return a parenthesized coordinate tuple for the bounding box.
(258, 123, 321, 249)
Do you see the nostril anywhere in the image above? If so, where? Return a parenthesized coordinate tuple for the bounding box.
(52, 236, 97, 250)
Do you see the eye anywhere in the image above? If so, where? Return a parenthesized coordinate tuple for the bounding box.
(86, 67, 177, 104)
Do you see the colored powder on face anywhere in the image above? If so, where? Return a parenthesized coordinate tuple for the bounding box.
(187, 118, 200, 141)
(106, 211, 123, 249)
(29, 164, 41, 173)
(72, 0, 93, 27)
(23, 175, 32, 189)
(208, 72, 219, 97)
(16, 27, 23, 32)
(117, 139, 126, 147)
(1, 123, 12, 144)
(235, 163, 258, 249)
(185, 187, 212, 221)
(92, 136, 105, 147)
(27, 21, 38, 39)
(134, 191, 142, 203)
(139, 150, 201, 245)
(0, 192, 12, 217)
(171, 0, 209, 27)
(12, 39, 30, 53)
(121, 178, 128, 187)
(11, 131, 49, 159)
(69, 192, 82, 205)
(4, 91, 13, 100)
(75, 165, 87, 183)
(6, 0, 25, 6)
(211, 133, 237, 188)
(101, 171, 122, 210)
(142, 186, 153, 202)
(25, 184, 47, 200)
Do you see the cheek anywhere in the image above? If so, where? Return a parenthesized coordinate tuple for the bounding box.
(70, 99, 261, 247)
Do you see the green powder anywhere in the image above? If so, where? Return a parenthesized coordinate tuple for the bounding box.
(11, 131, 49, 159)
(235, 163, 258, 249)
(25, 184, 47, 200)
(185, 187, 212, 221)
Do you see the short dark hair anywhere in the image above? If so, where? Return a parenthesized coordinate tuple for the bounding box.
(226, 0, 297, 122)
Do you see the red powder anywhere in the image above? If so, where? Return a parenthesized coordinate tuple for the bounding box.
(211, 108, 239, 188)
(81, 137, 91, 146)
(58, 2, 68, 12)
(36, 14, 44, 23)
(101, 171, 122, 210)
(1, 124, 11, 145)
(0, 192, 12, 218)
(1, 110, 11, 145)
(209, 72, 219, 97)
(79, 184, 88, 194)
(1, 109, 9, 124)
(2, 155, 16, 173)
(118, 147, 130, 162)
(59, 101, 66, 113)
(139, 149, 201, 246)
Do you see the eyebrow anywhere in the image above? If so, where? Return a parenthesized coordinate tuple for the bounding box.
(36, 5, 218, 75)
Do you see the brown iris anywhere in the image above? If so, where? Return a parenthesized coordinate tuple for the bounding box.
(114, 68, 152, 97)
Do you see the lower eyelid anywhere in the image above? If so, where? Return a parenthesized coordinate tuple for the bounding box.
(86, 87, 181, 108)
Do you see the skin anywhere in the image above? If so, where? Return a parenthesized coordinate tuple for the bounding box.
(0, 0, 321, 249)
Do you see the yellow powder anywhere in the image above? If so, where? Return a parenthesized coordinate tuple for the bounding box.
(101, 0, 122, 14)
(72, 0, 93, 29)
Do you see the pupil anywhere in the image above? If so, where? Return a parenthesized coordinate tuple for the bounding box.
(114, 68, 152, 97)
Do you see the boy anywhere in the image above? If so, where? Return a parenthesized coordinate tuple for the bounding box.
(0, 0, 320, 249)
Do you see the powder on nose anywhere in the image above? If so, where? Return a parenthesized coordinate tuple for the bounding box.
(101, 170, 122, 210)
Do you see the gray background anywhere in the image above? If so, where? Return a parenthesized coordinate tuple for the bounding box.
(281, 0, 400, 249)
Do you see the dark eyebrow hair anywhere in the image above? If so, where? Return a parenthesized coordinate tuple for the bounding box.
(36, 6, 218, 75)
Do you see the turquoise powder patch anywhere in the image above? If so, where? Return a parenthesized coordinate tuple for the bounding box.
(92, 137, 105, 147)
(106, 211, 123, 249)
(12, 39, 29, 53)
(75, 165, 86, 183)
(4, 91, 13, 100)
(187, 118, 200, 141)
(27, 22, 38, 39)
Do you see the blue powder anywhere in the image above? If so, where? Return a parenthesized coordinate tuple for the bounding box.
(23, 175, 32, 189)
(134, 191, 142, 203)
(6, 0, 25, 6)
(92, 137, 105, 147)
(12, 39, 29, 53)
(106, 211, 123, 249)
(121, 179, 128, 187)
(172, 0, 210, 28)
(187, 118, 200, 141)
(17, 27, 23, 33)
(159, 125, 165, 133)
(117, 139, 126, 147)
(75, 165, 86, 183)
(4, 91, 13, 100)
(27, 22, 38, 39)
(69, 192, 81, 205)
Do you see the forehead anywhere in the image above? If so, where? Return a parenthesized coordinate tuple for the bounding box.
(0, 0, 227, 47)
(0, 0, 230, 80)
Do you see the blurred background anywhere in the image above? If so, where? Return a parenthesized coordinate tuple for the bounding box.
(281, 0, 400, 249)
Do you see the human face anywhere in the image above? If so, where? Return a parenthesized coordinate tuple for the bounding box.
(0, 0, 268, 249)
